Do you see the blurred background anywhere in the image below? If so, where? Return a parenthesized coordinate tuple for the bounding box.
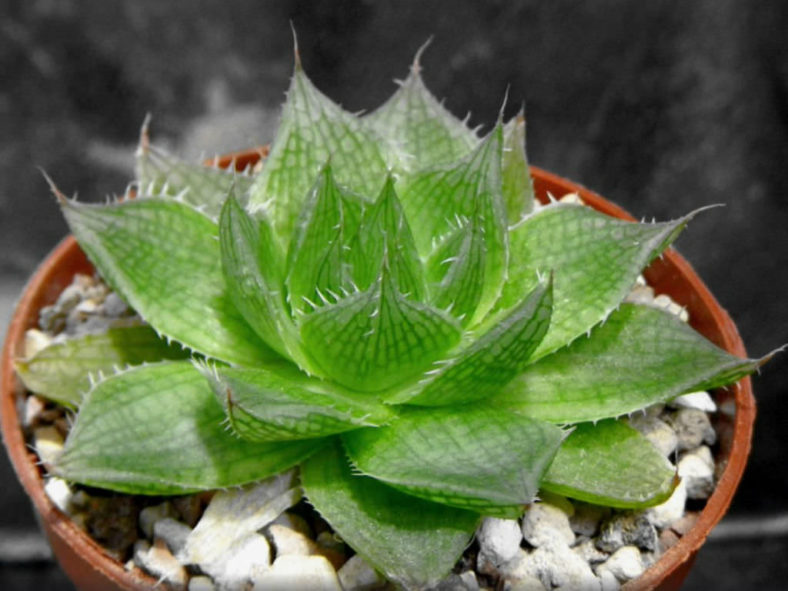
(1, 0, 786, 588)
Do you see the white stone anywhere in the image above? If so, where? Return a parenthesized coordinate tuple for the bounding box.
(669, 391, 717, 412)
(44, 477, 73, 513)
(139, 502, 176, 539)
(505, 541, 600, 590)
(267, 523, 319, 558)
(102, 292, 130, 316)
(505, 573, 547, 591)
(595, 566, 621, 591)
(337, 554, 386, 590)
(23, 329, 52, 358)
(32, 425, 64, 469)
(624, 284, 655, 306)
(134, 538, 188, 590)
(521, 502, 575, 547)
(668, 409, 716, 451)
(600, 546, 645, 581)
(678, 446, 715, 499)
(188, 576, 216, 591)
(572, 539, 608, 565)
(625, 415, 678, 457)
(23, 395, 46, 427)
(270, 511, 312, 538)
(559, 193, 584, 204)
(252, 555, 342, 591)
(153, 517, 192, 556)
(646, 478, 687, 528)
(211, 533, 272, 591)
(181, 470, 299, 566)
(477, 517, 523, 565)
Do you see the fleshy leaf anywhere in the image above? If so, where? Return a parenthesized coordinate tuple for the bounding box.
(285, 164, 362, 315)
(499, 204, 703, 359)
(364, 57, 478, 171)
(399, 126, 508, 325)
(502, 113, 534, 220)
(202, 364, 394, 442)
(342, 406, 565, 514)
(396, 277, 552, 406)
(54, 362, 321, 494)
(61, 197, 275, 366)
(347, 176, 425, 299)
(541, 420, 678, 508)
(219, 193, 306, 365)
(136, 142, 255, 219)
(493, 303, 765, 423)
(14, 325, 188, 408)
(301, 440, 479, 587)
(248, 64, 387, 241)
(299, 263, 461, 392)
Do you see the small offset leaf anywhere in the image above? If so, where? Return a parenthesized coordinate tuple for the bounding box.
(285, 165, 361, 314)
(136, 143, 254, 218)
(299, 265, 461, 392)
(61, 198, 275, 366)
(541, 420, 678, 508)
(364, 62, 478, 171)
(248, 65, 387, 240)
(54, 362, 320, 494)
(398, 278, 552, 406)
(203, 364, 394, 442)
(500, 204, 702, 359)
(502, 113, 534, 220)
(347, 176, 425, 299)
(14, 325, 188, 407)
(342, 406, 565, 514)
(494, 303, 765, 423)
(219, 194, 305, 364)
(400, 126, 508, 325)
(301, 440, 479, 588)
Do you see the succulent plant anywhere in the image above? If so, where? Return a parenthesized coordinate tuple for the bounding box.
(19, 47, 769, 586)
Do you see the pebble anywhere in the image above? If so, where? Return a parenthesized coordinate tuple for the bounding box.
(337, 554, 387, 590)
(267, 523, 319, 557)
(625, 415, 678, 457)
(32, 425, 64, 470)
(596, 566, 620, 591)
(139, 502, 176, 539)
(599, 546, 645, 581)
(477, 517, 524, 567)
(646, 478, 687, 528)
(669, 391, 717, 412)
(505, 574, 546, 591)
(153, 517, 192, 556)
(521, 502, 575, 548)
(252, 555, 342, 591)
(624, 284, 655, 306)
(678, 446, 715, 499)
(653, 294, 688, 322)
(188, 576, 216, 591)
(181, 471, 300, 566)
(570, 503, 610, 537)
(572, 539, 609, 565)
(173, 495, 204, 528)
(134, 538, 188, 590)
(102, 292, 130, 316)
(504, 541, 600, 590)
(658, 529, 681, 553)
(22, 395, 47, 428)
(668, 409, 716, 451)
(210, 533, 272, 591)
(596, 513, 657, 553)
(271, 511, 313, 538)
(23, 328, 52, 358)
(44, 477, 74, 513)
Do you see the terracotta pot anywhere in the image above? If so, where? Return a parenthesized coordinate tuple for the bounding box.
(0, 151, 755, 590)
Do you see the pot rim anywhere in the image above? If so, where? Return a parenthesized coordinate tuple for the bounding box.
(0, 151, 755, 591)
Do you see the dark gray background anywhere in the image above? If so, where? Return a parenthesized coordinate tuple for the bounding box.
(1, 0, 786, 588)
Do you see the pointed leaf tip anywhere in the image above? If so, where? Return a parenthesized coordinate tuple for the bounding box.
(39, 169, 68, 204)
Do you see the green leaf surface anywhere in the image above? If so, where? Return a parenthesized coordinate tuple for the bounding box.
(541, 420, 678, 508)
(500, 204, 700, 359)
(285, 165, 361, 315)
(364, 64, 478, 171)
(14, 325, 188, 408)
(301, 441, 479, 587)
(299, 264, 461, 392)
(494, 303, 764, 423)
(248, 65, 387, 241)
(400, 127, 508, 325)
(203, 364, 394, 442)
(342, 406, 565, 514)
(61, 197, 275, 366)
(136, 143, 254, 219)
(54, 362, 320, 494)
(502, 113, 534, 221)
(219, 194, 304, 364)
(398, 278, 552, 406)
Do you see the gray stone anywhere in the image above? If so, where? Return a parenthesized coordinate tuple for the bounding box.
(668, 409, 716, 451)
(596, 513, 657, 553)
(337, 554, 387, 590)
(153, 517, 191, 556)
(678, 446, 715, 499)
(521, 502, 575, 548)
(434, 570, 480, 591)
(625, 415, 678, 457)
(572, 539, 609, 565)
(139, 502, 176, 539)
(569, 502, 610, 537)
